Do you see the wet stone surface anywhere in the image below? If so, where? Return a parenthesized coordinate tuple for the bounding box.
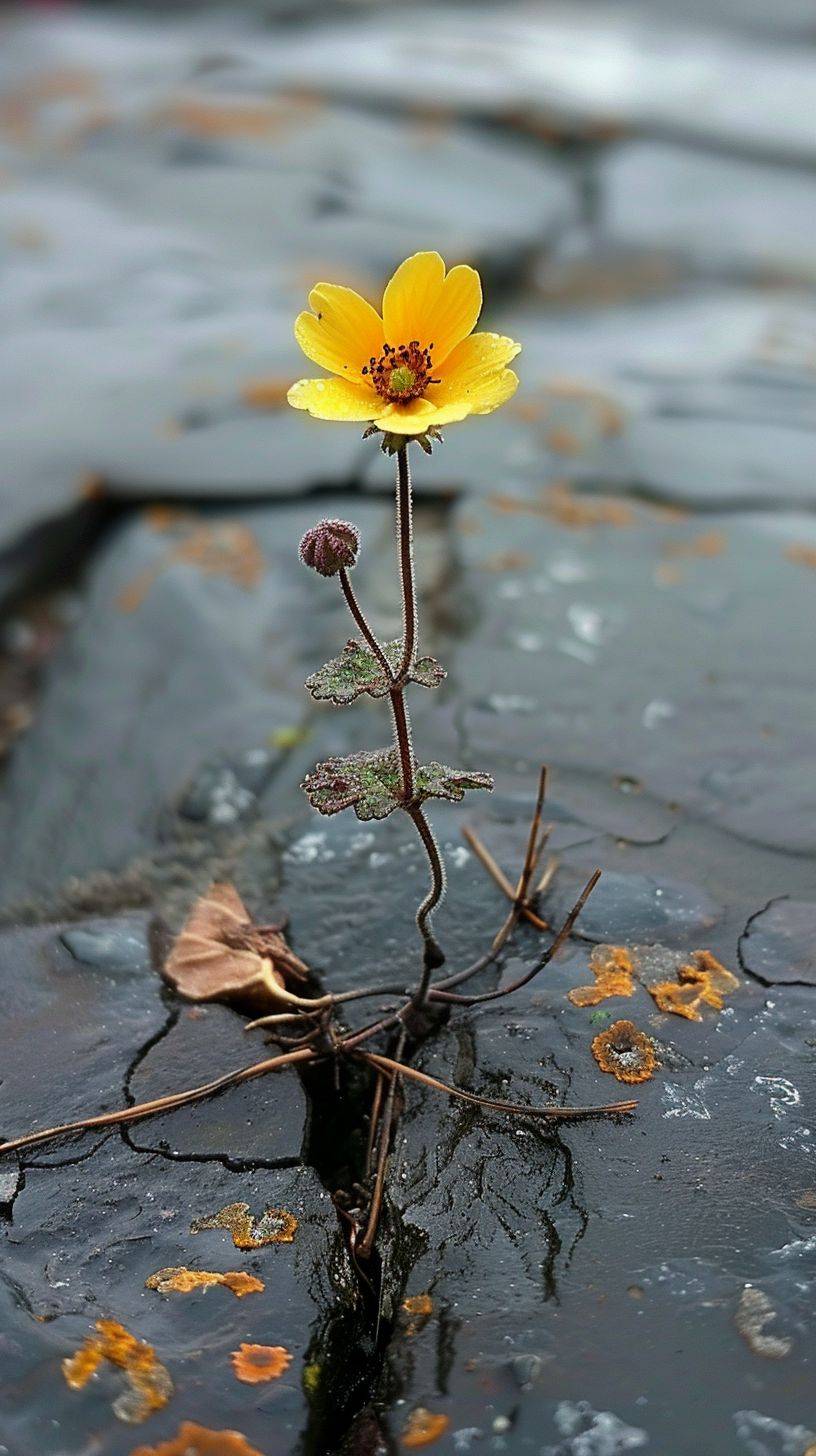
(2, 0, 816, 1452)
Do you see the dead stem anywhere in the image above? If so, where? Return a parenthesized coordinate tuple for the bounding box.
(358, 1027, 407, 1260)
(431, 869, 601, 1006)
(462, 827, 550, 933)
(0, 1046, 317, 1157)
(359, 1052, 636, 1121)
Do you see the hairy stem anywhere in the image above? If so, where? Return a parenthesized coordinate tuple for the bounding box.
(407, 803, 446, 984)
(338, 566, 393, 680)
(396, 444, 417, 678)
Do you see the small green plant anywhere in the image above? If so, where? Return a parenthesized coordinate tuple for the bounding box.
(0, 254, 634, 1267)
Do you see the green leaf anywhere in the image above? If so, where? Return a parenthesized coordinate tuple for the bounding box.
(301, 749, 493, 822)
(305, 639, 445, 706)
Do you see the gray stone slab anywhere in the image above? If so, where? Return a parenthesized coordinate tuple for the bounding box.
(1, 1144, 354, 1456)
(600, 143, 816, 286)
(0, 496, 392, 910)
(453, 499, 816, 852)
(740, 899, 816, 987)
(0, 914, 167, 1160)
(255, 6, 816, 164)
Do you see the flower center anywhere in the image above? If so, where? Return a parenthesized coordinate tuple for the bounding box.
(363, 341, 438, 402)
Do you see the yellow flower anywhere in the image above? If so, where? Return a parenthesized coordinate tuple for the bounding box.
(288, 251, 520, 437)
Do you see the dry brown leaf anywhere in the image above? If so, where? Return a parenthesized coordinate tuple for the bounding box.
(231, 1343, 292, 1384)
(401, 1408, 451, 1448)
(591, 1020, 657, 1085)
(190, 1201, 298, 1249)
(129, 1421, 264, 1456)
(163, 882, 309, 1012)
(145, 1267, 264, 1298)
(63, 1319, 172, 1424)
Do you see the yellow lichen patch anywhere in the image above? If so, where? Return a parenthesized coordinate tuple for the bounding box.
(569, 945, 635, 1007)
(402, 1293, 434, 1335)
(662, 530, 727, 560)
(129, 1421, 264, 1456)
(644, 949, 739, 1022)
(489, 483, 633, 531)
(241, 376, 292, 410)
(191, 1201, 298, 1249)
(117, 513, 264, 613)
(63, 1320, 173, 1425)
(786, 543, 816, 571)
(145, 1267, 264, 1298)
(591, 1020, 657, 1085)
(231, 1343, 292, 1384)
(401, 1408, 451, 1448)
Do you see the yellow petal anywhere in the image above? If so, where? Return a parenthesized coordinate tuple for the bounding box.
(373, 398, 472, 434)
(381, 252, 445, 349)
(294, 284, 383, 379)
(381, 253, 482, 366)
(427, 332, 520, 406)
(467, 368, 520, 415)
(426, 264, 482, 366)
(288, 377, 379, 421)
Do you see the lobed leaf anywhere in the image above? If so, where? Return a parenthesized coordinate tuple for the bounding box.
(301, 749, 493, 822)
(305, 638, 445, 706)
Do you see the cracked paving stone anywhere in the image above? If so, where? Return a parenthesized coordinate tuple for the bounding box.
(0, 497, 392, 911)
(127, 1004, 307, 1166)
(241, 8, 816, 164)
(0, 914, 167, 1168)
(740, 900, 816, 987)
(0, 1141, 354, 1456)
(453, 498, 816, 854)
(599, 142, 816, 287)
(349, 815, 816, 1455)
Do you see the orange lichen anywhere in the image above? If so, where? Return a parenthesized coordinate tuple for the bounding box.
(191, 1201, 298, 1249)
(231, 1343, 292, 1384)
(569, 945, 635, 1007)
(117, 514, 264, 612)
(478, 549, 533, 573)
(241, 376, 291, 410)
(786, 543, 816, 571)
(145, 1267, 264, 1298)
(129, 1421, 264, 1456)
(662, 530, 726, 560)
(63, 1319, 173, 1424)
(163, 882, 309, 1011)
(591, 1020, 657, 1085)
(401, 1408, 451, 1449)
(402, 1293, 434, 1335)
(489, 483, 633, 530)
(645, 950, 739, 1022)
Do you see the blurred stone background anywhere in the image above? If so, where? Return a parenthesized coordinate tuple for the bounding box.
(1, 4, 816, 1456)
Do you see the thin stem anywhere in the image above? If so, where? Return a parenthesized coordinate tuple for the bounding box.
(390, 684, 415, 802)
(407, 803, 446, 984)
(462, 825, 550, 933)
(0, 1046, 317, 1157)
(338, 566, 393, 680)
(359, 1027, 407, 1259)
(396, 444, 417, 678)
(359, 1052, 636, 1121)
(364, 1069, 387, 1181)
(431, 869, 601, 1006)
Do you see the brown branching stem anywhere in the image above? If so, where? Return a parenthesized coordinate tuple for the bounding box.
(358, 1026, 406, 1260)
(359, 1052, 636, 1122)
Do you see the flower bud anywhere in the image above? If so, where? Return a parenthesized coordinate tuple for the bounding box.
(299, 519, 360, 577)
